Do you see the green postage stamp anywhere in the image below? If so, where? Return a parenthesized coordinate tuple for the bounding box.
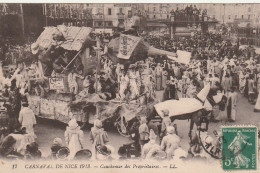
(222, 126, 258, 171)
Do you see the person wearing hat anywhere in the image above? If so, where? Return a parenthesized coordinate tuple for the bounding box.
(90, 119, 109, 160)
(226, 86, 238, 122)
(24, 142, 42, 160)
(18, 101, 37, 139)
(161, 126, 181, 159)
(142, 129, 160, 159)
(160, 109, 171, 139)
(222, 73, 232, 95)
(50, 137, 63, 159)
(64, 119, 84, 160)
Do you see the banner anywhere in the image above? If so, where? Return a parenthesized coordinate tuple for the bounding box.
(117, 34, 141, 60)
(49, 77, 65, 90)
(176, 50, 191, 65)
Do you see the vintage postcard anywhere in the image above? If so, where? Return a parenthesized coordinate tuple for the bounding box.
(1, 2, 260, 173)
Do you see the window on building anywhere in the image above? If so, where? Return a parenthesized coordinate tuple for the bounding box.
(228, 15, 231, 20)
(248, 15, 250, 19)
(213, 15, 215, 19)
(248, 7, 251, 12)
(153, 7, 156, 11)
(242, 15, 244, 19)
(108, 8, 111, 15)
(119, 8, 123, 13)
(167, 15, 169, 19)
(154, 15, 156, 19)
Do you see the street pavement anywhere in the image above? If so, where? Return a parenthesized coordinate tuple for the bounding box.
(34, 91, 260, 158)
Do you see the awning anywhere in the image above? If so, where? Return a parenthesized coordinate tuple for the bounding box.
(35, 25, 93, 51)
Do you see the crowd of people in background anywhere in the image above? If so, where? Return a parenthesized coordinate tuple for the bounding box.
(170, 5, 208, 22)
(1, 23, 260, 161)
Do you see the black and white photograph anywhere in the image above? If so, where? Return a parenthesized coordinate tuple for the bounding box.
(0, 2, 260, 173)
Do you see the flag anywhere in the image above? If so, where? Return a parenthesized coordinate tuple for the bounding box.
(176, 50, 191, 65)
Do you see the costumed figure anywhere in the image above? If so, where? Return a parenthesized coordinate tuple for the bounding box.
(227, 87, 238, 122)
(239, 71, 246, 94)
(64, 119, 84, 160)
(155, 63, 162, 90)
(50, 138, 63, 159)
(160, 109, 172, 139)
(161, 126, 181, 160)
(119, 71, 129, 100)
(90, 119, 111, 160)
(77, 75, 91, 100)
(128, 65, 139, 100)
(142, 129, 160, 159)
(18, 101, 37, 139)
(162, 69, 168, 89)
(68, 69, 84, 94)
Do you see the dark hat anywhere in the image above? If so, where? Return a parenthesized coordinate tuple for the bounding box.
(96, 145, 111, 156)
(56, 147, 70, 160)
(74, 149, 92, 160)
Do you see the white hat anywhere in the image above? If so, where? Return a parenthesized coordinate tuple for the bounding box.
(196, 84, 210, 103)
(68, 119, 78, 129)
(94, 119, 102, 128)
(162, 109, 169, 116)
(167, 126, 175, 134)
(31, 42, 39, 55)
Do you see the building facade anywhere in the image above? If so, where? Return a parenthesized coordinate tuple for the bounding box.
(86, 3, 137, 31)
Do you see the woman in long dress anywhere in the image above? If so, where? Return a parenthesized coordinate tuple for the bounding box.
(155, 63, 162, 91)
(239, 71, 246, 94)
(228, 131, 252, 168)
(90, 119, 114, 160)
(64, 119, 84, 159)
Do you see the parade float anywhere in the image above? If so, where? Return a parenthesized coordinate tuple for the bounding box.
(27, 26, 180, 136)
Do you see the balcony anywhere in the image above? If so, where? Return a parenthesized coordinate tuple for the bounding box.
(92, 13, 104, 20)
